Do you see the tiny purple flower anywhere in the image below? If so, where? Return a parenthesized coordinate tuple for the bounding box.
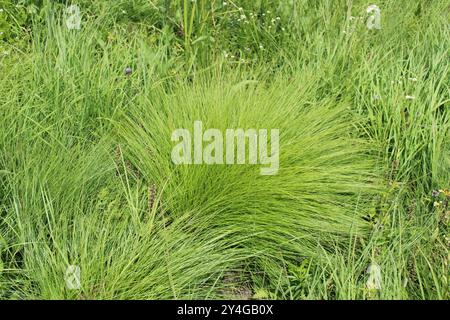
(124, 67, 133, 76)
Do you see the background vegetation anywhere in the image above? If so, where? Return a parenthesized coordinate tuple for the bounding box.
(0, 0, 448, 299)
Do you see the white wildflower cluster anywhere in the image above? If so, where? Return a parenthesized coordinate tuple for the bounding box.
(374, 75, 419, 103)
(267, 16, 281, 29)
(405, 75, 419, 100)
(343, 15, 364, 35)
(229, 7, 284, 32)
(222, 51, 248, 64)
(236, 7, 247, 23)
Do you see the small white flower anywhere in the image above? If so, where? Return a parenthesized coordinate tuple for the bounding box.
(373, 94, 381, 100)
(0, 8, 4, 12)
(405, 95, 415, 100)
(281, 27, 285, 31)
(259, 44, 264, 49)
(240, 14, 246, 20)
(408, 77, 418, 82)
(222, 1, 227, 6)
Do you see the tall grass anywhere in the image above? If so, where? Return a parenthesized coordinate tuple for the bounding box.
(0, 0, 448, 299)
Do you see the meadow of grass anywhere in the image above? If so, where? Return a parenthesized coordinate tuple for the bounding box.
(0, 0, 448, 300)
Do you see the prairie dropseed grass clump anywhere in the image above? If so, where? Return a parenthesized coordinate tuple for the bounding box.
(0, 0, 448, 300)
